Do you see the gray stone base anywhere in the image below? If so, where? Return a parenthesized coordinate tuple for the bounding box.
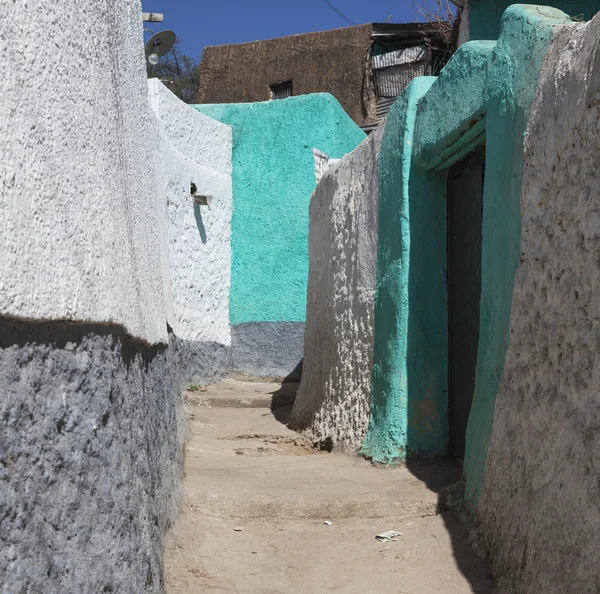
(169, 333, 231, 386)
(231, 322, 304, 380)
(0, 318, 186, 594)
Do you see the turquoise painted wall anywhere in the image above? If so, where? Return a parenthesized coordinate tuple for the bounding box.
(463, 5, 570, 511)
(363, 6, 571, 514)
(469, 0, 595, 41)
(195, 95, 365, 325)
(361, 77, 449, 463)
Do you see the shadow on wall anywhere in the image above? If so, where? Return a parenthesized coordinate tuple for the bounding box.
(404, 168, 448, 456)
(193, 204, 207, 244)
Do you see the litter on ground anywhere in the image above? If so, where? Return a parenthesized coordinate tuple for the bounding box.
(375, 530, 403, 542)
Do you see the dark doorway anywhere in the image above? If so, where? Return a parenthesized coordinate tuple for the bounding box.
(447, 149, 485, 461)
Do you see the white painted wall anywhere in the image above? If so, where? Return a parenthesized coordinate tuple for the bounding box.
(477, 16, 600, 593)
(289, 127, 383, 450)
(148, 80, 232, 345)
(0, 2, 233, 348)
(0, 0, 169, 344)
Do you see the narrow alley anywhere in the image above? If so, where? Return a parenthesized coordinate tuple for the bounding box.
(164, 381, 493, 593)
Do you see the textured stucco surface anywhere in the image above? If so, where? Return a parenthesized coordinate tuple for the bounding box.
(149, 80, 233, 350)
(288, 127, 383, 450)
(361, 6, 571, 482)
(0, 1, 197, 590)
(0, 0, 169, 345)
(413, 40, 494, 171)
(195, 95, 365, 325)
(463, 5, 570, 511)
(0, 320, 185, 594)
(476, 16, 600, 593)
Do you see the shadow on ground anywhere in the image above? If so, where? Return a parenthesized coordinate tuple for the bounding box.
(403, 161, 493, 592)
(407, 458, 494, 592)
(269, 360, 303, 423)
(269, 360, 493, 591)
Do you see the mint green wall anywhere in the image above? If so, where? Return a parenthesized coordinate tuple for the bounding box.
(469, 0, 597, 41)
(360, 78, 449, 463)
(363, 6, 570, 513)
(195, 95, 365, 325)
(463, 5, 570, 512)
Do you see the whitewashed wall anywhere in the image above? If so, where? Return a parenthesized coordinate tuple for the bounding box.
(148, 80, 232, 347)
(0, 2, 193, 592)
(0, 1, 169, 344)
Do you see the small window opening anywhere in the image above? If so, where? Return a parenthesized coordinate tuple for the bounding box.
(270, 80, 292, 100)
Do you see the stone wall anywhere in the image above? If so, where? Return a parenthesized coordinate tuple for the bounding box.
(288, 127, 383, 450)
(476, 15, 600, 593)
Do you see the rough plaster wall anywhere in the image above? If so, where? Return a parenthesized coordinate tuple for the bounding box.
(149, 80, 233, 348)
(195, 95, 366, 326)
(459, 6, 570, 509)
(231, 323, 305, 380)
(0, 0, 169, 345)
(361, 77, 449, 463)
(477, 17, 600, 593)
(288, 127, 383, 450)
(0, 2, 190, 591)
(0, 320, 186, 594)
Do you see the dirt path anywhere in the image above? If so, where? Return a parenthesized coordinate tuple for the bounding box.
(164, 380, 493, 593)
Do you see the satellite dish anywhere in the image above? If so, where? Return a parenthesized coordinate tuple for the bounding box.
(145, 30, 176, 66)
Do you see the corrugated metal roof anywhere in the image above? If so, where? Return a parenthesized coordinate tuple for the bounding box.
(372, 45, 427, 69)
(373, 60, 427, 98)
(376, 96, 397, 121)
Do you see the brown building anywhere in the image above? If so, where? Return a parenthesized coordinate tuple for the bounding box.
(196, 23, 450, 131)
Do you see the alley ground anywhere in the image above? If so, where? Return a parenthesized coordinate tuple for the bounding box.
(164, 380, 494, 593)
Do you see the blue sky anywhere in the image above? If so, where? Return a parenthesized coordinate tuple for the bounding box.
(142, 0, 420, 60)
